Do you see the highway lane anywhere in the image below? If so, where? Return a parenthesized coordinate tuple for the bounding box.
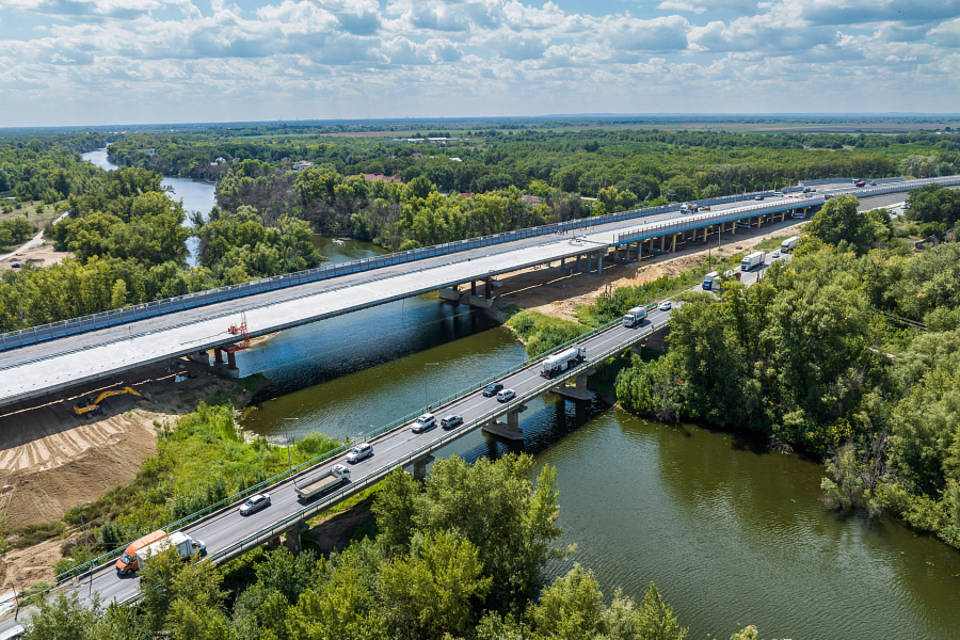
(44, 310, 669, 614)
(3, 175, 958, 410)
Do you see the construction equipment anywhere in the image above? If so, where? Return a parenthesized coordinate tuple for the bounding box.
(74, 386, 142, 417)
(225, 312, 250, 353)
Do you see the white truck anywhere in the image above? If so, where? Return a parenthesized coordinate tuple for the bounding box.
(740, 251, 766, 271)
(135, 531, 205, 569)
(540, 346, 586, 378)
(780, 236, 799, 253)
(622, 306, 647, 328)
(296, 463, 350, 502)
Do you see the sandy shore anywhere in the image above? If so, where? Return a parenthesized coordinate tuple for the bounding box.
(0, 359, 250, 590)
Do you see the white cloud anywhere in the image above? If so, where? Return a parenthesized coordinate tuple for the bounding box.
(0, 0, 959, 124)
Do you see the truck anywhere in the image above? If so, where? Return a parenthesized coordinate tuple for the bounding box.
(855, 180, 866, 187)
(295, 463, 350, 502)
(702, 271, 720, 290)
(780, 235, 799, 253)
(622, 306, 647, 328)
(540, 346, 587, 378)
(680, 203, 710, 214)
(115, 529, 167, 575)
(135, 532, 205, 570)
(740, 251, 766, 271)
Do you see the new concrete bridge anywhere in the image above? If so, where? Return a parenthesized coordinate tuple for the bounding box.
(0, 175, 957, 408)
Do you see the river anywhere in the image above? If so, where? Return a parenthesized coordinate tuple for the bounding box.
(72, 154, 960, 636)
(81, 148, 215, 266)
(237, 239, 960, 640)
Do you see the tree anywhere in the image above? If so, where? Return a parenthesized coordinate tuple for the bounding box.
(380, 531, 491, 639)
(528, 565, 604, 639)
(806, 194, 880, 254)
(372, 468, 419, 555)
(23, 592, 98, 640)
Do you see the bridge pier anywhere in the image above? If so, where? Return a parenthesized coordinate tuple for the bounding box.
(438, 286, 462, 303)
(282, 522, 303, 554)
(413, 454, 435, 481)
(551, 368, 595, 401)
(597, 253, 604, 275)
(482, 405, 526, 441)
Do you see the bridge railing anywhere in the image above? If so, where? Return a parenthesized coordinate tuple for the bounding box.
(53, 314, 627, 583)
(0, 186, 789, 352)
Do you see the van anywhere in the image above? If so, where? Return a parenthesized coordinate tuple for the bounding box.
(116, 529, 166, 575)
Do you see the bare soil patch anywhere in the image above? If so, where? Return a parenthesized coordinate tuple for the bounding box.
(494, 219, 807, 321)
(0, 241, 71, 271)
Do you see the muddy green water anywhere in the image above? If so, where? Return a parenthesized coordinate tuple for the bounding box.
(239, 239, 960, 640)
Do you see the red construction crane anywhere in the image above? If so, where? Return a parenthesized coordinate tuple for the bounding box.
(225, 312, 249, 353)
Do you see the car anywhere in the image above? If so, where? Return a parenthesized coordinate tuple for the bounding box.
(754, 195, 764, 201)
(772, 250, 780, 258)
(483, 382, 504, 398)
(496, 389, 516, 403)
(659, 300, 672, 311)
(239, 493, 271, 516)
(10, 263, 21, 268)
(346, 442, 373, 463)
(412, 413, 436, 433)
(440, 414, 463, 430)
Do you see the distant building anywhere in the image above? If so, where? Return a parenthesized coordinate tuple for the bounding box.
(292, 160, 315, 171)
(352, 173, 403, 184)
(214, 156, 227, 164)
(139, 148, 156, 157)
(411, 152, 424, 159)
(521, 194, 542, 206)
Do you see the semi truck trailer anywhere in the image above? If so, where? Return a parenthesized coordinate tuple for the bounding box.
(780, 236, 799, 252)
(740, 251, 766, 271)
(540, 346, 587, 378)
(295, 464, 350, 502)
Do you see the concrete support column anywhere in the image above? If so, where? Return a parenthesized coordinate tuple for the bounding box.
(576, 254, 582, 271)
(731, 221, 736, 235)
(586, 254, 593, 272)
(413, 454, 435, 481)
(471, 280, 477, 296)
(637, 241, 643, 262)
(484, 279, 492, 298)
(213, 348, 224, 369)
(597, 254, 604, 275)
(671, 233, 678, 253)
(757, 215, 763, 229)
(482, 408, 525, 440)
(660, 236, 666, 251)
(282, 523, 302, 554)
(226, 350, 237, 370)
(560, 256, 565, 268)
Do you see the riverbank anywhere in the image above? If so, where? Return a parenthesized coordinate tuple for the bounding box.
(0, 361, 262, 591)
(493, 222, 804, 321)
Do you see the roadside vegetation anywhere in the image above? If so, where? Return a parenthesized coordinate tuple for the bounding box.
(24, 454, 773, 640)
(613, 186, 960, 549)
(7, 403, 339, 574)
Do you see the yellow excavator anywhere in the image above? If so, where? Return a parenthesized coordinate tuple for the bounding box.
(74, 386, 142, 417)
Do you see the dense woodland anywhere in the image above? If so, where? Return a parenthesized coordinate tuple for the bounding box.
(106, 127, 960, 252)
(610, 186, 960, 548)
(25, 444, 772, 640)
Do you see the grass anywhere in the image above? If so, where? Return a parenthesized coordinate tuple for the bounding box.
(505, 310, 590, 356)
(8, 402, 340, 575)
(0, 200, 66, 227)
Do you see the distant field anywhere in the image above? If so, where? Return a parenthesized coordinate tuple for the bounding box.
(0, 200, 63, 227)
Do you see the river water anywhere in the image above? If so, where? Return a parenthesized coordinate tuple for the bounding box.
(73, 155, 960, 637)
(238, 238, 960, 640)
(81, 148, 215, 265)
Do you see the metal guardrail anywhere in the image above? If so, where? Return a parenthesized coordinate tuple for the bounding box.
(54, 314, 627, 583)
(0, 187, 784, 353)
(612, 176, 960, 246)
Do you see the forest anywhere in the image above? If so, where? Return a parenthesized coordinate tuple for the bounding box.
(611, 186, 960, 549)
(24, 444, 773, 640)
(104, 126, 960, 252)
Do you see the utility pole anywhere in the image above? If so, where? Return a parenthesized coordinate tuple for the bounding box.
(78, 500, 92, 595)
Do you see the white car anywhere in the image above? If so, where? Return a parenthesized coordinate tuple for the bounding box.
(412, 413, 436, 433)
(772, 250, 780, 258)
(659, 300, 672, 311)
(239, 493, 271, 516)
(496, 389, 516, 403)
(346, 442, 373, 463)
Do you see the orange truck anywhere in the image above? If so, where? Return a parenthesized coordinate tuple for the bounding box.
(115, 529, 166, 576)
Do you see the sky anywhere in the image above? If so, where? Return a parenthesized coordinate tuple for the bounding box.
(0, 0, 958, 126)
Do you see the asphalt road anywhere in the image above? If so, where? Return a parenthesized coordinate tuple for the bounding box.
(33, 309, 670, 617)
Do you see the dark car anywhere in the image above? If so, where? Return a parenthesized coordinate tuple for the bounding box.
(482, 382, 504, 398)
(440, 414, 463, 430)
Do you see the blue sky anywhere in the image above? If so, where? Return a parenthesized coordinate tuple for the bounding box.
(0, 0, 958, 126)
